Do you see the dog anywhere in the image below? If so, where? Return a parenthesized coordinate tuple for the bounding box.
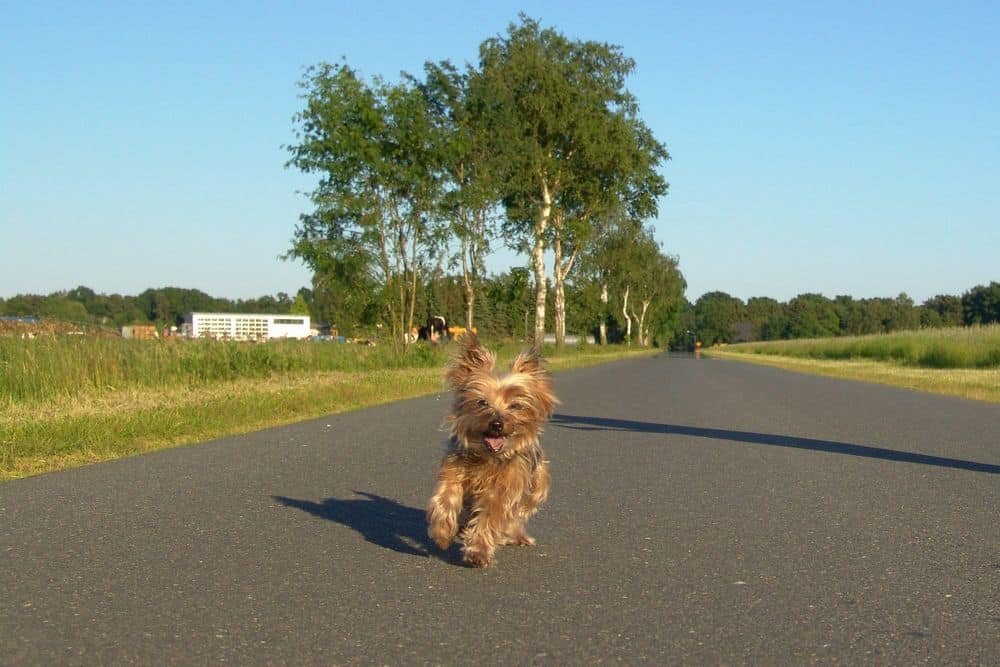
(426, 333, 558, 567)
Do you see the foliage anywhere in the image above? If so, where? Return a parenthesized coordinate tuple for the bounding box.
(745, 297, 782, 339)
(694, 292, 745, 346)
(783, 293, 840, 339)
(469, 14, 669, 346)
(575, 218, 684, 346)
(418, 60, 499, 331)
(5, 279, 998, 352)
(0, 286, 295, 330)
(285, 62, 445, 346)
(962, 281, 1000, 325)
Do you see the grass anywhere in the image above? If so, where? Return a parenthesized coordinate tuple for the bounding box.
(710, 325, 1000, 369)
(0, 338, 654, 481)
(703, 325, 1000, 403)
(0, 336, 450, 403)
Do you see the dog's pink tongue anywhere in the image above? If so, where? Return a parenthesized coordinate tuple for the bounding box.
(484, 436, 505, 452)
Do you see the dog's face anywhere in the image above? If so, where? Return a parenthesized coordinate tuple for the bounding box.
(446, 334, 557, 458)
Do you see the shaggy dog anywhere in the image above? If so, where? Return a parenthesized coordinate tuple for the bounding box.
(426, 334, 558, 567)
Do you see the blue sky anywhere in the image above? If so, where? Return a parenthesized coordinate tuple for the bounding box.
(2, 1, 997, 304)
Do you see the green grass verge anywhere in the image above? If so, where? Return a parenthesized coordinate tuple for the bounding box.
(714, 324, 1000, 369)
(704, 331, 1000, 404)
(1, 341, 654, 482)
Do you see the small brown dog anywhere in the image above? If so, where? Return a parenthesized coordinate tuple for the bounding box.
(426, 333, 558, 567)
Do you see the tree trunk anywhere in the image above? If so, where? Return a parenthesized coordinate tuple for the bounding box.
(553, 229, 565, 349)
(551, 225, 579, 351)
(465, 287, 475, 333)
(599, 283, 608, 345)
(532, 180, 552, 348)
(532, 236, 546, 348)
(632, 300, 650, 346)
(622, 285, 632, 346)
(406, 232, 419, 347)
(461, 236, 475, 332)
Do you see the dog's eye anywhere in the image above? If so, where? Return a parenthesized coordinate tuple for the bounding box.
(509, 402, 523, 410)
(476, 399, 489, 408)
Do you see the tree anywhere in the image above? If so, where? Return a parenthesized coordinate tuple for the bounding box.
(286, 62, 445, 347)
(746, 297, 782, 340)
(921, 294, 963, 328)
(547, 62, 667, 349)
(694, 292, 745, 346)
(885, 293, 919, 332)
(301, 239, 382, 336)
(290, 292, 311, 316)
(630, 247, 685, 347)
(419, 61, 499, 332)
(481, 268, 535, 340)
(962, 282, 1000, 325)
(134, 287, 225, 326)
(578, 213, 642, 344)
(472, 15, 667, 347)
(784, 293, 840, 339)
(578, 219, 684, 346)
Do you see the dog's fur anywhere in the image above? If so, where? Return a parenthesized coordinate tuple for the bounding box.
(426, 334, 558, 567)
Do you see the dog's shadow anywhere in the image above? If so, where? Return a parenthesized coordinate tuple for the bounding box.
(273, 491, 462, 562)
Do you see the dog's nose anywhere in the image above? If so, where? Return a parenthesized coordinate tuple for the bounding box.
(488, 419, 504, 435)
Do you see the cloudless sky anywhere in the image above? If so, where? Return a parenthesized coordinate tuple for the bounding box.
(3, 1, 998, 304)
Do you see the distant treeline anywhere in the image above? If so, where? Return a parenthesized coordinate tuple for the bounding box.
(3, 280, 997, 349)
(0, 286, 301, 330)
(688, 281, 1000, 347)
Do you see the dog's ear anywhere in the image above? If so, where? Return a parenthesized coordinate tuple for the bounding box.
(510, 346, 543, 376)
(446, 332, 495, 388)
(511, 347, 558, 419)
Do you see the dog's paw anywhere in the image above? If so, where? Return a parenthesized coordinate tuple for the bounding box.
(512, 534, 536, 547)
(428, 522, 456, 551)
(501, 531, 536, 546)
(462, 548, 495, 568)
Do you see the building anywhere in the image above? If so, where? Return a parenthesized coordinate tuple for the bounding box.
(182, 312, 311, 341)
(121, 324, 158, 339)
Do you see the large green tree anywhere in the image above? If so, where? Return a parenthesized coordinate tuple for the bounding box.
(746, 296, 782, 340)
(694, 292, 745, 346)
(578, 218, 684, 346)
(286, 62, 444, 346)
(577, 213, 641, 344)
(472, 15, 667, 347)
(418, 61, 500, 332)
(920, 294, 963, 328)
(784, 293, 840, 339)
(962, 281, 1000, 325)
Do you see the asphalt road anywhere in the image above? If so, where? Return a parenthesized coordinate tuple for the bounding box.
(2, 354, 998, 665)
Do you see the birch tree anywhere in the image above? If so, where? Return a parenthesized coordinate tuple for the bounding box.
(473, 16, 668, 347)
(581, 218, 684, 346)
(419, 61, 499, 332)
(286, 63, 443, 346)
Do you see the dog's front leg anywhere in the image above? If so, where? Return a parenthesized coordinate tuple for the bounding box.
(504, 459, 551, 546)
(462, 480, 526, 567)
(519, 458, 550, 520)
(461, 504, 502, 568)
(427, 457, 464, 550)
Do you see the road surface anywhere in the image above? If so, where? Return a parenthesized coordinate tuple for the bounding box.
(2, 354, 998, 664)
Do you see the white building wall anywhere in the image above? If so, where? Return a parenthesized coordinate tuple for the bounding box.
(184, 313, 311, 340)
(268, 316, 310, 339)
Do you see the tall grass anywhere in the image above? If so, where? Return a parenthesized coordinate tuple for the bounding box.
(0, 338, 452, 404)
(723, 325, 1000, 369)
